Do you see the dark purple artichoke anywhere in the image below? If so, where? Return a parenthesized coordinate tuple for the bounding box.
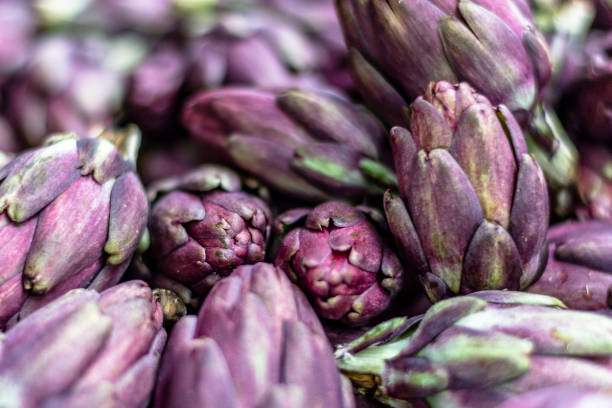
(146, 165, 271, 308)
(574, 145, 612, 220)
(274, 202, 406, 325)
(0, 280, 166, 407)
(0, 127, 148, 329)
(528, 220, 612, 310)
(126, 44, 188, 136)
(182, 87, 395, 202)
(384, 81, 549, 302)
(336, 291, 612, 408)
(153, 262, 355, 408)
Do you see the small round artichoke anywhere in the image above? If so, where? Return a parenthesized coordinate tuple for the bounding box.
(146, 165, 272, 308)
(384, 81, 550, 302)
(274, 201, 405, 325)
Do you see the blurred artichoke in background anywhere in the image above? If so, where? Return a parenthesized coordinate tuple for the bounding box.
(574, 145, 612, 219)
(274, 202, 406, 325)
(183, 87, 395, 202)
(0, 127, 148, 329)
(146, 165, 271, 308)
(0, 280, 166, 407)
(4, 33, 147, 147)
(0, 117, 20, 153)
(384, 82, 549, 302)
(0, 0, 35, 81)
(528, 220, 612, 309)
(336, 291, 612, 408)
(593, 0, 612, 28)
(180, 0, 350, 92)
(154, 262, 355, 408)
(335, 0, 578, 205)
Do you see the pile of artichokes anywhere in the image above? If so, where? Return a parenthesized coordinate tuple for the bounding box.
(1, 1, 612, 407)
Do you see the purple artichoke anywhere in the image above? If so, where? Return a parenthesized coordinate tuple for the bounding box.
(126, 44, 187, 136)
(274, 202, 406, 325)
(0, 280, 166, 407)
(574, 145, 612, 220)
(528, 220, 612, 310)
(0, 127, 148, 329)
(181, 0, 349, 92)
(5, 33, 145, 147)
(146, 165, 271, 308)
(0, 117, 20, 153)
(336, 291, 612, 408)
(384, 81, 549, 302)
(153, 262, 355, 408)
(183, 87, 395, 202)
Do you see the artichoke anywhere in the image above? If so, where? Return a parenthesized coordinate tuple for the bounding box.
(0, 0, 34, 80)
(5, 33, 146, 146)
(384, 81, 549, 302)
(0, 117, 20, 153)
(274, 201, 406, 325)
(0, 280, 166, 408)
(182, 87, 395, 202)
(153, 262, 355, 408)
(0, 127, 148, 329)
(146, 165, 271, 308)
(335, 0, 578, 199)
(528, 220, 612, 309)
(593, 0, 612, 29)
(180, 0, 348, 92)
(574, 145, 612, 220)
(336, 291, 612, 408)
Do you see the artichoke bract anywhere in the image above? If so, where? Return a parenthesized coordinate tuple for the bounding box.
(0, 127, 148, 329)
(182, 87, 396, 202)
(154, 262, 355, 408)
(146, 165, 271, 308)
(336, 291, 612, 408)
(528, 220, 612, 310)
(384, 81, 549, 302)
(0, 280, 166, 408)
(274, 202, 406, 325)
(335, 0, 577, 199)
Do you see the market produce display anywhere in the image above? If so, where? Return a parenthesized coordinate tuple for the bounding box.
(1, 0, 612, 407)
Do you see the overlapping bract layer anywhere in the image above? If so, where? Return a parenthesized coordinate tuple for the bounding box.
(336, 291, 612, 408)
(154, 262, 355, 408)
(574, 145, 612, 219)
(335, 0, 551, 125)
(0, 128, 148, 329)
(147, 165, 271, 307)
(182, 87, 395, 202)
(0, 280, 166, 408)
(274, 202, 405, 325)
(384, 81, 549, 302)
(528, 220, 612, 309)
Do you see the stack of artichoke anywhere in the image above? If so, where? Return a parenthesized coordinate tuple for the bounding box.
(1, 0, 612, 407)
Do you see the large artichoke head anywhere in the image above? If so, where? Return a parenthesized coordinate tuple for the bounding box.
(336, 291, 612, 408)
(182, 87, 395, 202)
(274, 202, 406, 325)
(528, 220, 612, 310)
(154, 262, 355, 408)
(0, 127, 148, 329)
(384, 82, 549, 302)
(0, 281, 166, 408)
(335, 0, 552, 126)
(147, 165, 271, 308)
